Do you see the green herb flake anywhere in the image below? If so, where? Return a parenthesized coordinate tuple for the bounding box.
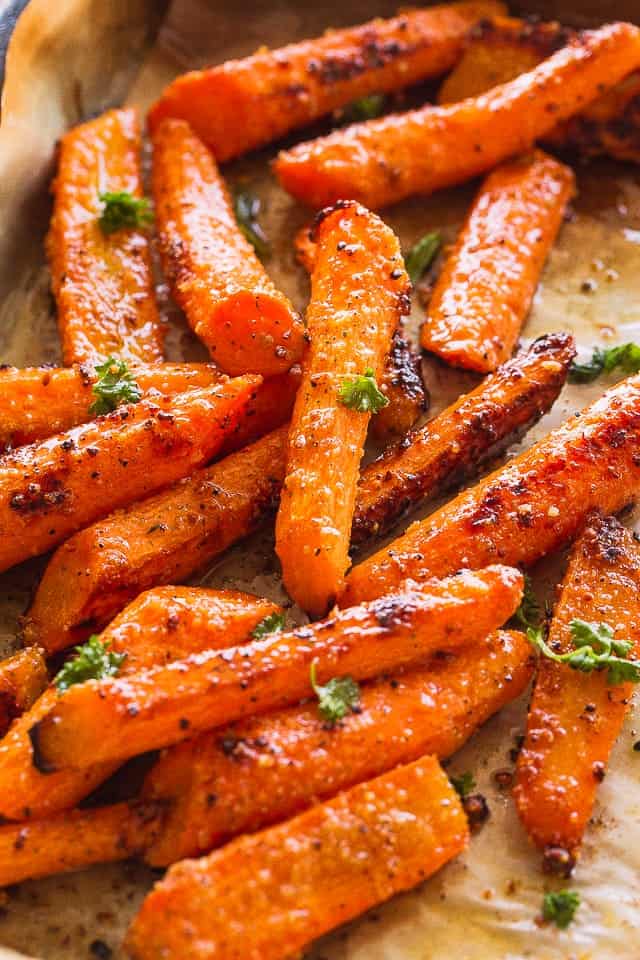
(542, 890, 581, 929)
(98, 191, 153, 235)
(251, 612, 286, 640)
(89, 357, 142, 416)
(569, 342, 640, 384)
(55, 635, 126, 694)
(337, 369, 389, 414)
(340, 93, 388, 124)
(450, 771, 476, 798)
(528, 617, 640, 686)
(404, 232, 441, 285)
(310, 661, 361, 727)
(234, 190, 270, 258)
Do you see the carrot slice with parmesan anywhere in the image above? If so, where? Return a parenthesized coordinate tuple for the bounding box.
(0, 587, 282, 822)
(151, 119, 304, 377)
(0, 648, 48, 736)
(515, 514, 640, 871)
(276, 200, 410, 617)
(29, 566, 523, 772)
(343, 373, 640, 605)
(126, 756, 468, 960)
(148, 1, 505, 162)
(275, 22, 640, 209)
(420, 150, 575, 373)
(144, 629, 532, 865)
(438, 16, 640, 164)
(0, 377, 259, 574)
(47, 108, 164, 366)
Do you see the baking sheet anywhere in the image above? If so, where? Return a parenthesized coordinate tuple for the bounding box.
(0, 1, 640, 957)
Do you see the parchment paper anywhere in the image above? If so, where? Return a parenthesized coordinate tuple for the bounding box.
(0, 1, 639, 958)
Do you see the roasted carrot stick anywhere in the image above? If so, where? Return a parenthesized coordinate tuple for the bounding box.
(1, 587, 281, 822)
(0, 801, 163, 887)
(23, 427, 288, 652)
(126, 756, 468, 960)
(144, 629, 532, 864)
(147, 1, 505, 162)
(47, 108, 164, 366)
(0, 377, 258, 574)
(218, 367, 300, 455)
(276, 200, 410, 617)
(152, 119, 304, 377)
(420, 151, 574, 373)
(515, 514, 640, 870)
(438, 16, 640, 164)
(354, 332, 574, 544)
(343, 373, 640, 605)
(275, 22, 640, 209)
(0, 648, 48, 736)
(0, 363, 224, 451)
(29, 566, 523, 772)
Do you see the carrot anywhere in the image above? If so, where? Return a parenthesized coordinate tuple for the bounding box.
(0, 801, 163, 887)
(353, 332, 574, 544)
(29, 566, 523, 772)
(0, 648, 48, 736)
(420, 151, 575, 373)
(218, 367, 300, 455)
(438, 16, 640, 164)
(147, 1, 506, 162)
(144, 629, 532, 865)
(294, 224, 427, 442)
(47, 108, 164, 366)
(276, 200, 410, 617)
(126, 756, 468, 960)
(514, 514, 640, 871)
(23, 427, 288, 652)
(343, 372, 640, 605)
(0, 362, 224, 451)
(0, 377, 258, 574)
(275, 22, 640, 209)
(1, 587, 282, 821)
(151, 119, 304, 377)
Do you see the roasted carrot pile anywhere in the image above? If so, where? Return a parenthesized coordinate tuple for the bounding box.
(2, 7, 640, 957)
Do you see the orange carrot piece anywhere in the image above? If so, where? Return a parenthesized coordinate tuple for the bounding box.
(276, 200, 410, 617)
(144, 629, 532, 864)
(0, 362, 224, 451)
(353, 332, 574, 544)
(0, 801, 163, 887)
(218, 368, 300, 455)
(148, 1, 505, 162)
(0, 648, 48, 736)
(47, 108, 164, 366)
(151, 119, 304, 377)
(343, 373, 640, 605)
(23, 427, 288, 653)
(29, 566, 523, 772)
(420, 151, 574, 373)
(438, 16, 640, 164)
(126, 756, 468, 960)
(275, 22, 640, 209)
(515, 514, 640, 870)
(0, 377, 258, 574)
(1, 587, 281, 822)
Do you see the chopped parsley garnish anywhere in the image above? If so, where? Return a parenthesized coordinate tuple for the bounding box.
(337, 369, 389, 414)
(98, 191, 153, 235)
(404, 231, 441, 285)
(310, 661, 361, 727)
(340, 93, 388, 123)
(542, 889, 581, 929)
(251, 612, 285, 640)
(528, 618, 640, 686)
(55, 635, 126, 694)
(234, 190, 270, 258)
(450, 771, 476, 798)
(569, 342, 640, 383)
(89, 357, 142, 416)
